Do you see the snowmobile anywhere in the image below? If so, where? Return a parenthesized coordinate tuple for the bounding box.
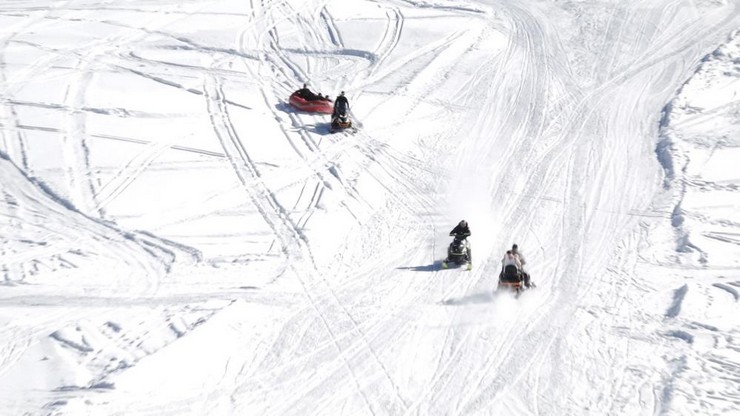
(330, 102, 353, 133)
(497, 265, 529, 297)
(441, 235, 471, 270)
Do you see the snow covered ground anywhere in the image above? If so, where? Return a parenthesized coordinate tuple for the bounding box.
(0, 0, 739, 414)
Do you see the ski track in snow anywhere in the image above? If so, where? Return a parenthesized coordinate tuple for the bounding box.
(1, 0, 740, 414)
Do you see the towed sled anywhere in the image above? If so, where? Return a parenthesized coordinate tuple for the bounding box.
(288, 91, 333, 114)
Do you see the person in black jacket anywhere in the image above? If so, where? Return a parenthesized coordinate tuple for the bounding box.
(295, 83, 310, 99)
(449, 220, 470, 239)
(333, 91, 350, 118)
(444, 220, 471, 266)
(295, 83, 321, 101)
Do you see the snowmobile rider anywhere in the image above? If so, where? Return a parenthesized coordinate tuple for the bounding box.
(510, 243, 533, 288)
(333, 91, 350, 118)
(511, 244, 525, 265)
(444, 220, 471, 266)
(499, 250, 523, 283)
(501, 250, 522, 271)
(449, 220, 471, 239)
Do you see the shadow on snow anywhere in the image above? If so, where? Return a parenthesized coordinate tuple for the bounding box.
(275, 102, 335, 135)
(440, 292, 494, 306)
(396, 261, 446, 272)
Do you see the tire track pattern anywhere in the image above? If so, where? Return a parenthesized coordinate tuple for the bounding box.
(204, 73, 408, 414)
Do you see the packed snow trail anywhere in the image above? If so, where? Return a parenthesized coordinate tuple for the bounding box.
(0, 0, 739, 415)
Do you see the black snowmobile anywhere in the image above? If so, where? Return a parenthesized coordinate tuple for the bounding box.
(441, 235, 471, 270)
(497, 265, 533, 297)
(330, 101, 352, 133)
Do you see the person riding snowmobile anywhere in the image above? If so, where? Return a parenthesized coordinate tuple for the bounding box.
(449, 220, 470, 240)
(510, 243, 534, 288)
(330, 91, 353, 132)
(501, 250, 522, 270)
(498, 250, 523, 286)
(442, 220, 471, 268)
(333, 91, 350, 118)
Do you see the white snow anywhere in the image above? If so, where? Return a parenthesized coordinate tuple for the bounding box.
(1, 0, 739, 415)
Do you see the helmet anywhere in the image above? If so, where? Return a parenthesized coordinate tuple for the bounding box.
(459, 220, 467, 227)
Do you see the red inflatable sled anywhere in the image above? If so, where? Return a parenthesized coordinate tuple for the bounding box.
(288, 92, 333, 114)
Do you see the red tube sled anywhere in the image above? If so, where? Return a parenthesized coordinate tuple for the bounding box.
(288, 92, 333, 114)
